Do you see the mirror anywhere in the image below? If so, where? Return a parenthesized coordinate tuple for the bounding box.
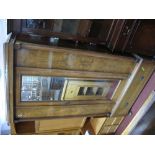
(20, 76, 120, 102)
(21, 76, 65, 101)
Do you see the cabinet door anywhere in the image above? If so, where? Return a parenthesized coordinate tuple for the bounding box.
(106, 19, 138, 52)
(126, 20, 155, 56)
(15, 69, 116, 119)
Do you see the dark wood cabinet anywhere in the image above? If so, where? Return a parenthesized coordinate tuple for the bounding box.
(105, 19, 155, 57)
(126, 20, 155, 56)
(8, 19, 155, 57)
(107, 19, 138, 52)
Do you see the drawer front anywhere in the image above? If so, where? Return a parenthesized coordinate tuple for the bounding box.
(35, 118, 86, 133)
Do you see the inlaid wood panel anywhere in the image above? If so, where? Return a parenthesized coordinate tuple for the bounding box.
(15, 42, 136, 74)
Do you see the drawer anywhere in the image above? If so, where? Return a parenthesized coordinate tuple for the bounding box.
(35, 117, 86, 133)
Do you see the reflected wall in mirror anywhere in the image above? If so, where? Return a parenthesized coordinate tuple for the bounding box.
(21, 76, 65, 101)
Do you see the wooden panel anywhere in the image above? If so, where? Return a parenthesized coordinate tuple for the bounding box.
(36, 128, 81, 135)
(77, 20, 92, 37)
(107, 20, 125, 51)
(64, 79, 119, 100)
(15, 103, 114, 119)
(111, 80, 126, 101)
(98, 20, 114, 41)
(104, 117, 124, 126)
(127, 20, 155, 56)
(99, 126, 111, 134)
(108, 125, 118, 133)
(90, 117, 106, 134)
(4, 36, 16, 134)
(61, 20, 80, 35)
(36, 117, 86, 133)
(114, 117, 124, 125)
(112, 60, 155, 116)
(15, 42, 136, 74)
(99, 124, 118, 135)
(89, 20, 104, 38)
(7, 19, 22, 34)
(115, 20, 138, 52)
(15, 121, 35, 134)
(90, 116, 123, 134)
(104, 117, 117, 126)
(53, 19, 63, 32)
(16, 67, 128, 80)
(106, 19, 138, 52)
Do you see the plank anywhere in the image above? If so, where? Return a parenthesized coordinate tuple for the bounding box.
(15, 103, 114, 119)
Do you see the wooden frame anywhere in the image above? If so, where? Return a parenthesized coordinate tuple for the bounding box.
(15, 50, 151, 122)
(15, 67, 125, 106)
(15, 41, 136, 75)
(15, 104, 114, 120)
(111, 58, 155, 116)
(4, 35, 16, 134)
(63, 79, 120, 100)
(15, 67, 120, 120)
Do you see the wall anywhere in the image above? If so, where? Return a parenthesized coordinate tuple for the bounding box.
(0, 19, 9, 134)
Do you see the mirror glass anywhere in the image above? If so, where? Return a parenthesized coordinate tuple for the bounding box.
(21, 76, 65, 101)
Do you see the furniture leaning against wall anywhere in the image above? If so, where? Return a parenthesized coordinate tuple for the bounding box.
(5, 19, 155, 134)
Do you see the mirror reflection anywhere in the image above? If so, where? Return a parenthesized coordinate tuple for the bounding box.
(21, 76, 65, 101)
(21, 76, 119, 102)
